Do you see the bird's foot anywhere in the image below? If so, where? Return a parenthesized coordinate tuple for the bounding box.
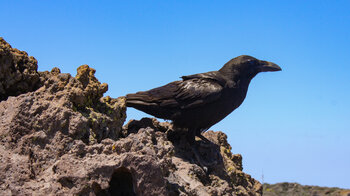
(186, 131, 218, 171)
(191, 143, 218, 173)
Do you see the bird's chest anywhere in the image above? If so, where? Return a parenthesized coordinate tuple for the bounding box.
(217, 87, 247, 113)
(193, 87, 247, 127)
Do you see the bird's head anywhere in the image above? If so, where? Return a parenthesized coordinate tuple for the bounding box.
(219, 55, 282, 80)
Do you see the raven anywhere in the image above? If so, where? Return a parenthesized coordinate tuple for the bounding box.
(126, 55, 281, 143)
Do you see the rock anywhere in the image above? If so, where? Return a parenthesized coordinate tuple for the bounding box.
(0, 37, 40, 101)
(122, 117, 171, 137)
(263, 183, 350, 196)
(0, 63, 126, 145)
(0, 37, 262, 196)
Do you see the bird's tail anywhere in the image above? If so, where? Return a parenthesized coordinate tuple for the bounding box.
(126, 92, 176, 119)
(126, 92, 158, 107)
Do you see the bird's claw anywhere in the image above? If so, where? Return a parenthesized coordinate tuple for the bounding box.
(191, 145, 218, 172)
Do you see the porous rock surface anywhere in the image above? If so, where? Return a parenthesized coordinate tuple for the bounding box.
(0, 37, 262, 195)
(0, 38, 40, 100)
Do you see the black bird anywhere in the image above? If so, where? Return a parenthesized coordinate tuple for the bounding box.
(126, 55, 281, 143)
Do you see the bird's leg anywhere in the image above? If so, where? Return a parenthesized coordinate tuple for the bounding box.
(197, 134, 211, 143)
(195, 129, 213, 148)
(186, 128, 196, 145)
(197, 133, 213, 147)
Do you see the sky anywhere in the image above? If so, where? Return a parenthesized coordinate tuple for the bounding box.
(1, 0, 350, 189)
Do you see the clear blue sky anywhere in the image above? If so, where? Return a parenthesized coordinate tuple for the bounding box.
(1, 0, 349, 189)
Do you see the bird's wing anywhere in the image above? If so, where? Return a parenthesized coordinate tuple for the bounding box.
(175, 72, 225, 109)
(126, 72, 226, 110)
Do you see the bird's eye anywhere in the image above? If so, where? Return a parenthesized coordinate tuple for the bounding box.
(246, 59, 255, 65)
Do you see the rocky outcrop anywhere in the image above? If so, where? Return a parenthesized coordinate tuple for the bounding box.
(0, 38, 40, 100)
(263, 183, 350, 196)
(0, 37, 262, 195)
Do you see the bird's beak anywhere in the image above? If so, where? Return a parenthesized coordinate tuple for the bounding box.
(258, 61, 282, 72)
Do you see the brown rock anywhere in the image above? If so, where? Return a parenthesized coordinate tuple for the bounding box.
(263, 182, 350, 196)
(0, 37, 40, 101)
